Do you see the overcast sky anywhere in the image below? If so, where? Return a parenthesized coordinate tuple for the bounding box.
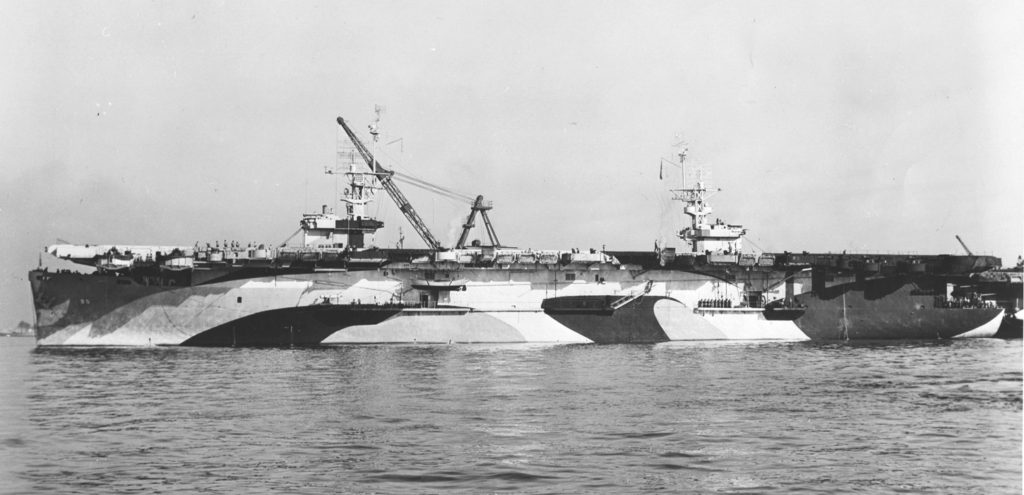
(1, 1, 1022, 328)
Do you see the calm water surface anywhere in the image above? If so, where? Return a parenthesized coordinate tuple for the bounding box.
(0, 337, 1020, 494)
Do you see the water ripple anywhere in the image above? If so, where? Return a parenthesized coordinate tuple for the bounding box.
(0, 338, 1019, 493)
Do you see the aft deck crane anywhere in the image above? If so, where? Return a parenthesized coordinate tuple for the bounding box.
(456, 195, 502, 249)
(336, 116, 444, 251)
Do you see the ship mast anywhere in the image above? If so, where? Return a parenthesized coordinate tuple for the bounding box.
(335, 145, 383, 249)
(369, 106, 381, 176)
(337, 111, 504, 252)
(336, 115, 444, 251)
(678, 148, 712, 228)
(670, 146, 746, 254)
(299, 114, 387, 251)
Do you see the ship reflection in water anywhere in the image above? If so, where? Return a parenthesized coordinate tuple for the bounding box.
(1, 338, 1019, 493)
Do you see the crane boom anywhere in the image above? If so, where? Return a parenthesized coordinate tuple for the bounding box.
(955, 235, 973, 256)
(336, 117, 443, 251)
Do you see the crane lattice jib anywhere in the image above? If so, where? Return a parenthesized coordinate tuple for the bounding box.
(336, 117, 443, 251)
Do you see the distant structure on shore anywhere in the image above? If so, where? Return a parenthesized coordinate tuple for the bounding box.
(2, 321, 35, 337)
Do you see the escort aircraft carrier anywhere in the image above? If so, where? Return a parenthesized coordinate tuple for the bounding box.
(28, 115, 1017, 346)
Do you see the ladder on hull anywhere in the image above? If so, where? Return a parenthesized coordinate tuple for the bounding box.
(611, 280, 654, 310)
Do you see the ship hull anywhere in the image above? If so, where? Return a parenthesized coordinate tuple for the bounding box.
(29, 268, 598, 346)
(793, 277, 1004, 340)
(29, 262, 1005, 346)
(181, 305, 405, 347)
(993, 311, 1023, 339)
(541, 296, 809, 343)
